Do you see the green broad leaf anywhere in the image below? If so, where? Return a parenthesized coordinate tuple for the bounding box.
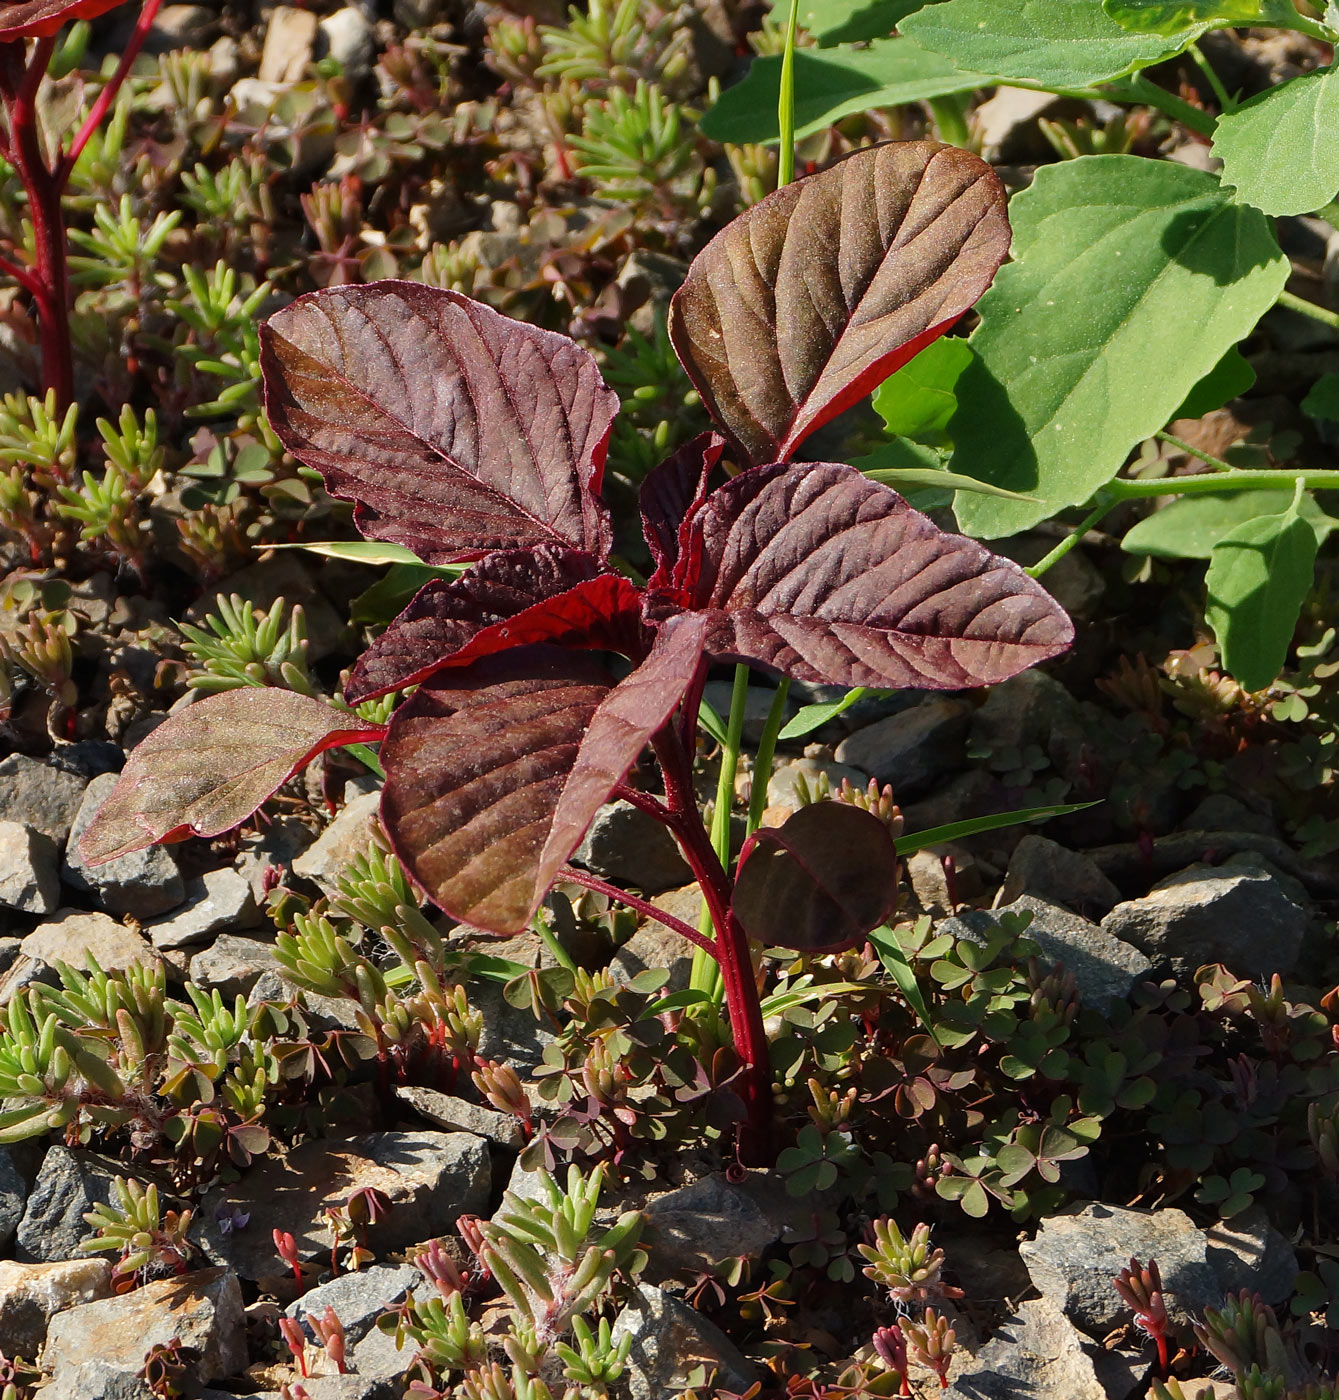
(768, 0, 937, 43)
(1302, 372, 1339, 421)
(1213, 62, 1339, 216)
(873, 337, 973, 441)
(269, 540, 428, 565)
(900, 0, 1193, 88)
(1206, 489, 1320, 691)
(1174, 345, 1256, 420)
(951, 158, 1289, 538)
(897, 801, 1101, 855)
(778, 687, 872, 741)
(866, 924, 942, 1047)
(1104, 0, 1293, 35)
(1121, 489, 1336, 559)
(700, 38, 991, 145)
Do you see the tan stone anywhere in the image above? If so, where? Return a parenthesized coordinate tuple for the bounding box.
(0, 1257, 112, 1357)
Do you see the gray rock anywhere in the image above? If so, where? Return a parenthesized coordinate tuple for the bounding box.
(15, 1147, 120, 1263)
(63, 774, 185, 919)
(943, 896, 1151, 1010)
(43, 1266, 245, 1385)
(145, 3, 215, 50)
(835, 697, 972, 799)
(147, 868, 259, 950)
(0, 1257, 112, 1357)
(609, 920, 695, 993)
(292, 791, 383, 898)
(1101, 854, 1306, 977)
(1182, 794, 1277, 838)
(1019, 1203, 1218, 1336)
(319, 8, 376, 79)
(0, 754, 87, 846)
(1002, 834, 1124, 917)
(259, 5, 318, 84)
(199, 1132, 489, 1281)
(0, 1149, 26, 1252)
(349, 1321, 416, 1386)
(42, 1362, 156, 1400)
(643, 1174, 783, 1279)
(0, 822, 59, 914)
(616, 249, 688, 337)
(766, 758, 867, 809)
(286, 1263, 419, 1345)
(944, 1297, 1145, 1400)
(573, 800, 692, 893)
(969, 669, 1079, 763)
(702, 681, 796, 746)
(21, 910, 160, 980)
(189, 934, 281, 999)
(612, 1283, 756, 1400)
(395, 1085, 524, 1148)
(473, 979, 555, 1076)
(235, 816, 316, 903)
(1204, 1207, 1297, 1305)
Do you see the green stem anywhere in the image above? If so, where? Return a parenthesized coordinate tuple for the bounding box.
(1188, 41, 1234, 113)
(927, 94, 972, 148)
(777, 0, 801, 187)
(1156, 430, 1234, 472)
(1025, 499, 1115, 579)
(1277, 288, 1339, 331)
(1107, 467, 1339, 498)
(747, 679, 791, 834)
(1112, 73, 1217, 138)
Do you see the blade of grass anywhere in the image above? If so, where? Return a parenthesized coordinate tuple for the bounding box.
(897, 800, 1100, 856)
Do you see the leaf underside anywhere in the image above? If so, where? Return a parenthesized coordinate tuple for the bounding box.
(0, 0, 125, 38)
(260, 282, 618, 564)
(732, 802, 900, 952)
(669, 141, 1009, 467)
(380, 621, 706, 934)
(651, 461, 1073, 689)
(78, 690, 383, 865)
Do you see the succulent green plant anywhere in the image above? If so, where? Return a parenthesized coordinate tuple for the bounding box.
(80, 1176, 193, 1280)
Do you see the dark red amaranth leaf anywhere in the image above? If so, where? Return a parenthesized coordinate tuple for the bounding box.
(669, 141, 1009, 466)
(731, 802, 899, 953)
(344, 546, 646, 704)
(640, 431, 725, 588)
(380, 618, 706, 934)
(647, 461, 1073, 689)
(260, 282, 618, 564)
(0, 0, 125, 39)
(77, 690, 385, 865)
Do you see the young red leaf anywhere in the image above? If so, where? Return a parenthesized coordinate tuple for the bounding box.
(380, 618, 705, 934)
(648, 461, 1073, 689)
(77, 690, 385, 864)
(345, 546, 644, 704)
(640, 431, 725, 588)
(0, 0, 126, 39)
(669, 141, 1009, 467)
(731, 802, 899, 953)
(260, 283, 618, 564)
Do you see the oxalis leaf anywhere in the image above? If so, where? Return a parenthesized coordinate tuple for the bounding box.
(260, 282, 618, 564)
(951, 158, 1289, 538)
(0, 0, 126, 38)
(700, 39, 992, 145)
(732, 803, 900, 953)
(900, 0, 1194, 87)
(78, 690, 385, 865)
(649, 461, 1073, 689)
(1213, 62, 1339, 216)
(379, 621, 706, 934)
(1205, 488, 1320, 692)
(669, 140, 1009, 467)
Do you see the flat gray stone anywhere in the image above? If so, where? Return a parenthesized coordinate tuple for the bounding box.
(573, 801, 692, 893)
(0, 754, 87, 845)
(610, 920, 695, 993)
(1204, 1207, 1297, 1305)
(643, 1174, 783, 1279)
(835, 697, 972, 799)
(62, 773, 185, 919)
(259, 4, 318, 84)
(0, 1257, 113, 1357)
(291, 791, 383, 898)
(612, 1283, 756, 1400)
(473, 979, 555, 1076)
(0, 821, 59, 915)
(286, 1263, 419, 1345)
(21, 910, 160, 980)
(395, 1085, 524, 1148)
(1101, 853, 1306, 977)
(1003, 834, 1123, 917)
(1019, 1203, 1218, 1336)
(15, 1147, 120, 1263)
(147, 867, 259, 950)
(189, 934, 281, 999)
(0, 1148, 26, 1252)
(42, 1362, 156, 1400)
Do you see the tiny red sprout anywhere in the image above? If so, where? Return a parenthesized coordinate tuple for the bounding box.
(415, 1238, 466, 1299)
(278, 1316, 308, 1378)
(273, 1229, 304, 1290)
(456, 1215, 488, 1274)
(872, 1325, 911, 1397)
(1114, 1257, 1170, 1374)
(311, 1306, 347, 1375)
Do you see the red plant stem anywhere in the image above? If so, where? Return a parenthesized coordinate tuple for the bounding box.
(1154, 1329, 1168, 1375)
(559, 865, 717, 956)
(60, 0, 165, 184)
(0, 251, 40, 297)
(610, 782, 675, 825)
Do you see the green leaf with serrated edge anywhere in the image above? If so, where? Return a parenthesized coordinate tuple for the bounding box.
(1174, 345, 1255, 420)
(1205, 488, 1320, 691)
(1121, 490, 1336, 559)
(896, 801, 1101, 855)
(1302, 371, 1339, 420)
(867, 924, 942, 1048)
(768, 0, 938, 43)
(700, 38, 991, 145)
(951, 158, 1288, 538)
(873, 336, 973, 441)
(1104, 0, 1293, 34)
(900, 0, 1194, 87)
(1214, 63, 1339, 216)
(777, 687, 872, 741)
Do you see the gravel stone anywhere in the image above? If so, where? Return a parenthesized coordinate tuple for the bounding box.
(834, 697, 972, 798)
(0, 1257, 112, 1357)
(0, 1149, 26, 1252)
(291, 791, 383, 898)
(189, 934, 281, 999)
(609, 920, 695, 993)
(147, 868, 259, 950)
(22, 910, 160, 979)
(15, 1147, 120, 1263)
(259, 5, 318, 84)
(318, 8, 375, 79)
(1002, 834, 1124, 917)
(395, 1085, 525, 1148)
(1204, 1206, 1298, 1304)
(286, 1263, 419, 1346)
(0, 822, 59, 915)
(765, 758, 868, 809)
(63, 773, 185, 918)
(612, 1283, 756, 1400)
(0, 754, 87, 846)
(573, 800, 693, 892)
(643, 1174, 784, 1279)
